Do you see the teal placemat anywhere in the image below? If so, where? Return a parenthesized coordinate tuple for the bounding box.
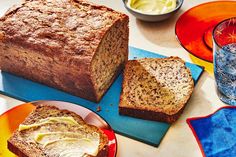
(0, 46, 204, 146)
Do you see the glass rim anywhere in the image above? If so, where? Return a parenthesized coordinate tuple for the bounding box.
(213, 16, 236, 49)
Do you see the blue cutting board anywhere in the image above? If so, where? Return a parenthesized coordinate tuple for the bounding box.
(0, 46, 204, 146)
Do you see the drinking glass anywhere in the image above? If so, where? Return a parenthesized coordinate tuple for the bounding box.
(213, 17, 236, 105)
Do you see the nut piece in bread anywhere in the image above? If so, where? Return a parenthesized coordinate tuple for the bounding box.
(0, 0, 129, 102)
(119, 57, 194, 123)
(8, 105, 109, 157)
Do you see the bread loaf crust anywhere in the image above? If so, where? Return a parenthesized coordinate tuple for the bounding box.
(0, 42, 98, 101)
(119, 104, 185, 123)
(0, 0, 129, 102)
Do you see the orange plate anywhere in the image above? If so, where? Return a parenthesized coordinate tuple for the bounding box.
(175, 1, 236, 62)
(0, 101, 117, 157)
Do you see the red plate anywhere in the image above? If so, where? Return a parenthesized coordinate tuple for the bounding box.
(0, 101, 117, 157)
(175, 1, 236, 62)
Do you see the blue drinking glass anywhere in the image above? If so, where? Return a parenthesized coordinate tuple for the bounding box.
(213, 17, 236, 105)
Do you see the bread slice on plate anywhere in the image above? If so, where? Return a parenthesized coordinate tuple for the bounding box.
(119, 57, 194, 123)
(8, 105, 109, 157)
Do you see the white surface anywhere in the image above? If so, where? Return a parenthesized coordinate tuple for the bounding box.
(0, 0, 227, 157)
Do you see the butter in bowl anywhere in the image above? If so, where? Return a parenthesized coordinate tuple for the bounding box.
(123, 0, 184, 22)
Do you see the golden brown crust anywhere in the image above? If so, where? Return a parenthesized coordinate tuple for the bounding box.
(0, 0, 124, 59)
(119, 106, 185, 123)
(8, 141, 28, 157)
(8, 105, 109, 157)
(0, 42, 98, 102)
(0, 0, 129, 102)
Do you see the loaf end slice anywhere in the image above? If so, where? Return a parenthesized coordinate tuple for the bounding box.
(119, 57, 194, 123)
(8, 105, 109, 157)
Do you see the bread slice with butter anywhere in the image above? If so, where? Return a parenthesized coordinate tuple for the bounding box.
(119, 57, 194, 123)
(8, 105, 108, 157)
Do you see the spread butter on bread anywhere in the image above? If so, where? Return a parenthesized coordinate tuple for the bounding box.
(8, 105, 109, 157)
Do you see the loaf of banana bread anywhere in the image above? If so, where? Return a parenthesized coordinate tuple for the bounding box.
(0, 0, 129, 102)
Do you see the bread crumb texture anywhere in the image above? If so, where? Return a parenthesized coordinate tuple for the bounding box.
(120, 57, 194, 115)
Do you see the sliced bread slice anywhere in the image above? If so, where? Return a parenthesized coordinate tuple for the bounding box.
(8, 105, 108, 157)
(119, 57, 194, 123)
